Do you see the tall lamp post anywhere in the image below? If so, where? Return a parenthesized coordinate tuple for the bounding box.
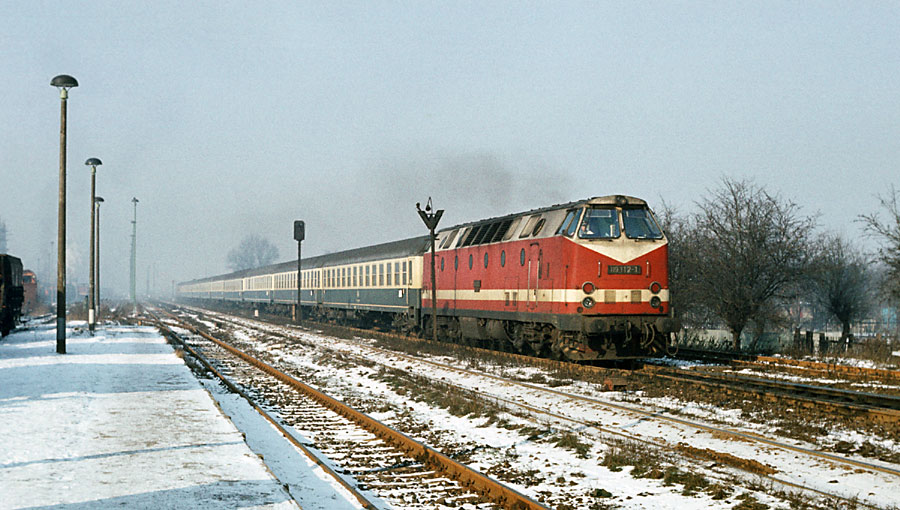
(130, 197, 139, 306)
(94, 196, 104, 324)
(416, 198, 443, 343)
(51, 74, 78, 354)
(85, 158, 102, 334)
(293, 220, 305, 325)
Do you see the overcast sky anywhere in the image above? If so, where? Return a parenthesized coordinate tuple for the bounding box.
(1, 1, 898, 297)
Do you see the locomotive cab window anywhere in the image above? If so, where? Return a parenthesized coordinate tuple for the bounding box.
(622, 208, 664, 240)
(578, 208, 620, 239)
(556, 209, 580, 236)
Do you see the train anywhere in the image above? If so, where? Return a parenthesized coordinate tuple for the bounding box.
(0, 254, 24, 336)
(177, 195, 679, 361)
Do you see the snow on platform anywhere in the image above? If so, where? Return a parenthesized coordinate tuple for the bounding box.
(0, 321, 299, 509)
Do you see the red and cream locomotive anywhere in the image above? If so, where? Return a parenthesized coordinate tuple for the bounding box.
(425, 195, 677, 360)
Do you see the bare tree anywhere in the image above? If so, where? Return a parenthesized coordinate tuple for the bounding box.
(691, 178, 816, 351)
(809, 233, 872, 343)
(226, 234, 279, 272)
(657, 200, 708, 327)
(860, 187, 900, 304)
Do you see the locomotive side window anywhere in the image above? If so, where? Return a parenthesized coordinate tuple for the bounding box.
(440, 229, 458, 249)
(502, 217, 522, 241)
(484, 252, 489, 268)
(501, 250, 506, 267)
(532, 218, 546, 236)
(520, 248, 526, 265)
(578, 208, 620, 239)
(468, 254, 473, 269)
(622, 208, 664, 240)
(556, 209, 578, 236)
(519, 215, 540, 238)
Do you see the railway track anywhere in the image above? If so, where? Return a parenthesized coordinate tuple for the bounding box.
(640, 364, 900, 425)
(147, 307, 546, 510)
(164, 303, 900, 509)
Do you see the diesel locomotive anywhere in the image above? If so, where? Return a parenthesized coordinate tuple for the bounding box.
(178, 195, 678, 361)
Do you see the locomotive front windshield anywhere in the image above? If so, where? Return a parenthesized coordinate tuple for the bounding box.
(578, 206, 664, 240)
(622, 208, 664, 239)
(578, 208, 620, 239)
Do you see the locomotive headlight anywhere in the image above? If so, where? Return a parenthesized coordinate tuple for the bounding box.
(649, 281, 661, 294)
(582, 282, 595, 294)
(650, 296, 661, 308)
(582, 297, 595, 309)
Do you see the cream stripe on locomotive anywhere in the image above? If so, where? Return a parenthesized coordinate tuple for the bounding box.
(426, 288, 669, 304)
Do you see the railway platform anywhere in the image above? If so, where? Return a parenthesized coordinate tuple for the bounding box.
(0, 320, 351, 509)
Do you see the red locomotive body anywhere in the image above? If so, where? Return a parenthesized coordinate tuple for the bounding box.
(424, 195, 677, 361)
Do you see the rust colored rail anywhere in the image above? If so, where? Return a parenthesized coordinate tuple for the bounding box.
(640, 364, 900, 425)
(157, 309, 547, 510)
(752, 356, 900, 382)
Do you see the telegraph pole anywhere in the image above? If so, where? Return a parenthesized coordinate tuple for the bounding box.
(416, 198, 443, 343)
(130, 197, 139, 305)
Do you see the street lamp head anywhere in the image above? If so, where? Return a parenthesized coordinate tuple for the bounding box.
(51, 75, 78, 89)
(132, 197, 139, 204)
(94, 196, 105, 204)
(85, 157, 102, 167)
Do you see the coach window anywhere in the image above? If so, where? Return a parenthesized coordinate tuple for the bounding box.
(379, 264, 385, 286)
(387, 265, 392, 286)
(468, 254, 473, 270)
(394, 262, 400, 284)
(501, 250, 506, 267)
(364, 265, 370, 286)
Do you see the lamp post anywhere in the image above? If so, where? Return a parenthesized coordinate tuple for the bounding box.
(416, 198, 443, 343)
(51, 74, 77, 354)
(293, 220, 305, 325)
(85, 158, 101, 333)
(130, 197, 139, 306)
(94, 196, 104, 323)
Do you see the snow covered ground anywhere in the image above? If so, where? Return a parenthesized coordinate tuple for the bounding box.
(0, 320, 357, 510)
(180, 311, 891, 509)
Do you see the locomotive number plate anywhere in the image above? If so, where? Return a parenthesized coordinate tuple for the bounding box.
(607, 265, 642, 275)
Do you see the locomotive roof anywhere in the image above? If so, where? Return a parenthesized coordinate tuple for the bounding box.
(437, 195, 647, 233)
